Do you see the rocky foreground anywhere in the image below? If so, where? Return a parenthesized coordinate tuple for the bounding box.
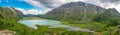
(0, 30, 15, 35)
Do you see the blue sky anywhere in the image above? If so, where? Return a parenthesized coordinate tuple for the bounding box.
(0, 0, 45, 10)
(0, 0, 32, 10)
(0, 0, 48, 15)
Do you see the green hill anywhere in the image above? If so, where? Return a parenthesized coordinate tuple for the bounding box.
(43, 1, 120, 26)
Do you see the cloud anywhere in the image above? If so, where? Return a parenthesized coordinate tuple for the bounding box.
(115, 4, 120, 13)
(97, 0, 120, 8)
(24, 0, 84, 8)
(15, 8, 50, 15)
(99, 0, 120, 4)
(24, 0, 120, 9)
(84, 0, 104, 7)
(84, 0, 120, 13)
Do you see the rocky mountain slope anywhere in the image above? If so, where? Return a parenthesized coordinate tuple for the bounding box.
(0, 7, 24, 20)
(43, 1, 120, 22)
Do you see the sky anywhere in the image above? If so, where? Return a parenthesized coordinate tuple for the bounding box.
(0, 0, 120, 15)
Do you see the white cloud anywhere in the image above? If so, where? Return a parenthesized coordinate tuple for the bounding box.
(25, 9, 41, 15)
(115, 4, 120, 13)
(84, 0, 103, 7)
(84, 0, 120, 13)
(15, 8, 50, 15)
(24, 0, 84, 8)
(24, 0, 45, 8)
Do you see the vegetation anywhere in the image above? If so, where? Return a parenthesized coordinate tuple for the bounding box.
(0, 7, 38, 35)
(42, 1, 120, 35)
(36, 25, 94, 35)
(0, 1, 120, 35)
(0, 7, 94, 35)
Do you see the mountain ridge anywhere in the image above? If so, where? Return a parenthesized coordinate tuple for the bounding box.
(43, 1, 120, 23)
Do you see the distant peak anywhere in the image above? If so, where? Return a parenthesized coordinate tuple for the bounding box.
(108, 8, 116, 10)
(107, 8, 118, 12)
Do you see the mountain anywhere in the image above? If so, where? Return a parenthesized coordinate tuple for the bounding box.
(43, 1, 120, 21)
(0, 7, 24, 20)
(93, 8, 120, 26)
(43, 1, 107, 21)
(0, 7, 35, 34)
(42, 2, 120, 34)
(24, 14, 42, 17)
(14, 8, 24, 19)
(0, 7, 94, 35)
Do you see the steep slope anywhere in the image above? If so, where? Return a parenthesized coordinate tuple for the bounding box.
(14, 8, 24, 19)
(0, 7, 39, 35)
(94, 8, 120, 26)
(0, 7, 24, 20)
(42, 2, 120, 35)
(8, 7, 24, 19)
(43, 1, 107, 21)
(0, 7, 18, 20)
(43, 1, 120, 21)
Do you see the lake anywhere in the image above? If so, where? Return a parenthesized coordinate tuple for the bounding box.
(18, 19, 95, 33)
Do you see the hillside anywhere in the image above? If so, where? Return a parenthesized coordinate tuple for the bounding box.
(0, 7, 95, 35)
(43, 1, 120, 35)
(0, 1, 120, 35)
(0, 7, 39, 35)
(94, 8, 120, 26)
(43, 1, 120, 24)
(43, 2, 107, 21)
(0, 7, 24, 20)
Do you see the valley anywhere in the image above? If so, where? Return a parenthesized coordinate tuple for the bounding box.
(0, 1, 120, 35)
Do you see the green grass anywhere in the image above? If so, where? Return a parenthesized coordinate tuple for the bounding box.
(61, 21, 87, 28)
(61, 20, 119, 35)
